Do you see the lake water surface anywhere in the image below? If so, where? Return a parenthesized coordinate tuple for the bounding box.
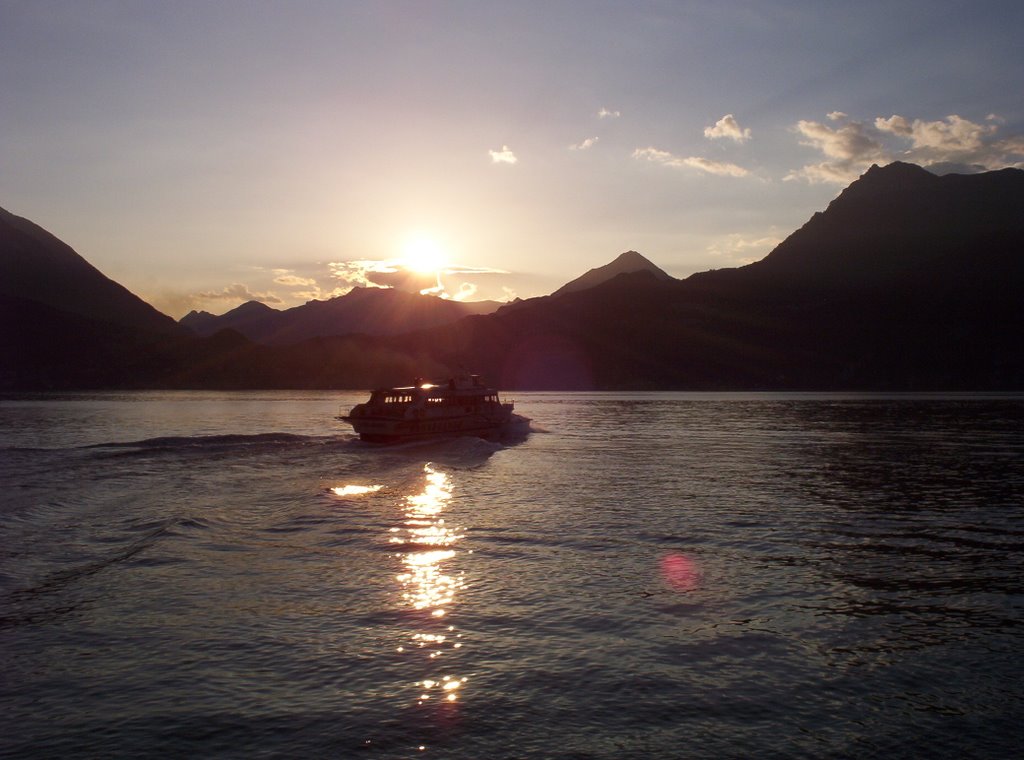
(1, 392, 1023, 758)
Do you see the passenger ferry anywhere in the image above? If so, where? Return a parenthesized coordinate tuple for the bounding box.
(341, 374, 516, 443)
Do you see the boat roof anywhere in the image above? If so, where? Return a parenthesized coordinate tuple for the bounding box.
(374, 375, 500, 394)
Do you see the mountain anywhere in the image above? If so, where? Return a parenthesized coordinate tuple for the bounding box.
(178, 301, 276, 338)
(551, 250, 673, 296)
(179, 288, 505, 343)
(4, 161, 1023, 390)
(0, 206, 184, 335)
(695, 161, 1024, 293)
(385, 162, 1024, 389)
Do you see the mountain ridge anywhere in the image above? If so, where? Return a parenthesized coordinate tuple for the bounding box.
(4, 161, 1023, 389)
(0, 206, 184, 336)
(180, 287, 506, 344)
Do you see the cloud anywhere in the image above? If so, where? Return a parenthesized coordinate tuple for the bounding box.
(450, 282, 478, 301)
(707, 232, 784, 265)
(875, 113, 996, 156)
(796, 119, 887, 161)
(598, 107, 621, 119)
(489, 145, 518, 164)
(151, 278, 289, 318)
(704, 114, 751, 143)
(292, 286, 346, 302)
(328, 259, 509, 300)
(443, 264, 510, 276)
(788, 112, 1024, 184)
(272, 270, 317, 287)
(999, 134, 1024, 154)
(683, 156, 750, 177)
(570, 136, 599, 151)
(633, 147, 750, 177)
(785, 116, 890, 183)
(196, 283, 283, 305)
(329, 259, 437, 293)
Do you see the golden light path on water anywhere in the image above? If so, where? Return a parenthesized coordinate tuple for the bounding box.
(391, 464, 468, 706)
(330, 484, 384, 497)
(332, 463, 469, 754)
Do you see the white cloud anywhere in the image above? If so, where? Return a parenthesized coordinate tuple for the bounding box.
(795, 118, 887, 161)
(785, 116, 889, 183)
(570, 136, 599, 151)
(633, 147, 676, 164)
(788, 112, 1024, 184)
(327, 259, 509, 301)
(272, 270, 317, 287)
(196, 283, 283, 305)
(704, 114, 751, 143)
(827, 111, 847, 122)
(489, 145, 518, 164)
(329, 257, 405, 290)
(154, 277, 294, 317)
(442, 264, 510, 276)
(450, 282, 478, 301)
(633, 147, 750, 177)
(875, 114, 996, 155)
(999, 134, 1024, 154)
(598, 107, 621, 119)
(292, 286, 346, 302)
(707, 232, 784, 265)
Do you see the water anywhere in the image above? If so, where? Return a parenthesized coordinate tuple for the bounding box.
(1, 392, 1023, 758)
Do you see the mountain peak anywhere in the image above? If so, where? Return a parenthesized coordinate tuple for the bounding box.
(837, 161, 938, 203)
(611, 250, 653, 266)
(863, 161, 936, 179)
(743, 162, 1024, 289)
(553, 250, 673, 296)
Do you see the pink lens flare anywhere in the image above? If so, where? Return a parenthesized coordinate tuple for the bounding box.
(661, 553, 700, 592)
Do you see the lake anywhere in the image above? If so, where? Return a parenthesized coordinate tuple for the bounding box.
(1, 391, 1023, 758)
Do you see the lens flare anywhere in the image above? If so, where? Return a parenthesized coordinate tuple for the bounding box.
(661, 552, 700, 592)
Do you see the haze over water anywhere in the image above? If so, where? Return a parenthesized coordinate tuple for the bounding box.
(2, 392, 1023, 758)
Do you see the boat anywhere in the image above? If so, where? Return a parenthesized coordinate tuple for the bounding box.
(340, 374, 517, 443)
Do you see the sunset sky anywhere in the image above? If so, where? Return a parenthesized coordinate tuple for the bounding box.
(2, 1, 1022, 318)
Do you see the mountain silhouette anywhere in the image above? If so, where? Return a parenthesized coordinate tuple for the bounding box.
(696, 161, 1024, 293)
(0, 206, 183, 335)
(552, 250, 673, 296)
(180, 287, 504, 344)
(180, 300, 278, 336)
(3, 162, 1023, 390)
(398, 162, 1024, 389)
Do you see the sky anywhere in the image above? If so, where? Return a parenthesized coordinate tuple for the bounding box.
(2, 0, 1023, 318)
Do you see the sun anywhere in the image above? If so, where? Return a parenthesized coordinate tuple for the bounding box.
(401, 235, 449, 274)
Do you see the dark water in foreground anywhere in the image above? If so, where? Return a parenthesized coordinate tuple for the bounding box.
(1, 392, 1023, 759)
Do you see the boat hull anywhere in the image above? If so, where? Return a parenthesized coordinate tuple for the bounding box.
(342, 413, 511, 443)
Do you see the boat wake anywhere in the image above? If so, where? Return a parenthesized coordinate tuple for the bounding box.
(82, 432, 358, 455)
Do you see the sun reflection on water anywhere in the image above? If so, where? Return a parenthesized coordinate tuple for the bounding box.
(331, 484, 384, 497)
(393, 464, 468, 707)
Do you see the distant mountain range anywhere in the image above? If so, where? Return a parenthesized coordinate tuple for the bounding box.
(180, 287, 504, 344)
(177, 250, 665, 343)
(3, 161, 1023, 390)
